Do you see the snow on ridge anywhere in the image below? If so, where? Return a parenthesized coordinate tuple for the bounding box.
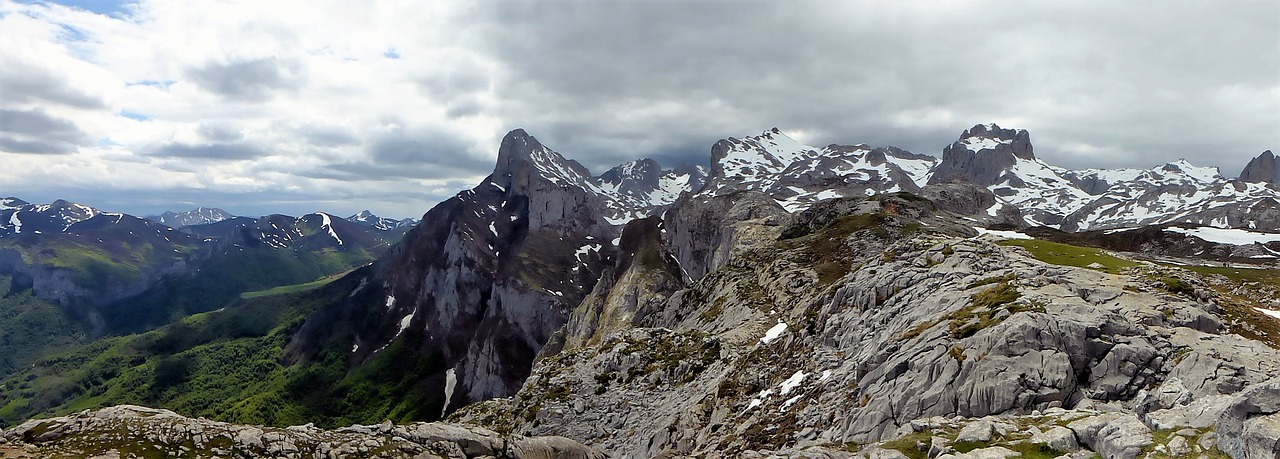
(1164, 227, 1280, 245)
(318, 212, 344, 245)
(961, 136, 1005, 151)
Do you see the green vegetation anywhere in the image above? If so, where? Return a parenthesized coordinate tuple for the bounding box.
(102, 246, 375, 334)
(997, 239, 1139, 274)
(0, 274, 444, 429)
(966, 273, 1016, 290)
(1181, 264, 1280, 288)
(780, 211, 902, 286)
(880, 431, 933, 459)
(1158, 275, 1196, 296)
(899, 281, 1041, 342)
(0, 276, 90, 378)
(241, 273, 344, 299)
(949, 282, 1034, 339)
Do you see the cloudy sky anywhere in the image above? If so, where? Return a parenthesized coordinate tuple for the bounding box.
(1, 0, 1276, 219)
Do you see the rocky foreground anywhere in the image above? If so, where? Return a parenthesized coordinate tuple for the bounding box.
(454, 195, 1280, 458)
(0, 405, 603, 459)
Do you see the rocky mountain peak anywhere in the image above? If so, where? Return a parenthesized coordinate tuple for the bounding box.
(1240, 150, 1279, 184)
(490, 128, 593, 196)
(597, 158, 663, 190)
(151, 207, 234, 228)
(0, 197, 29, 210)
(929, 123, 1035, 187)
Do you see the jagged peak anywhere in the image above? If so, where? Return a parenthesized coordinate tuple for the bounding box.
(1239, 149, 1280, 184)
(490, 128, 593, 192)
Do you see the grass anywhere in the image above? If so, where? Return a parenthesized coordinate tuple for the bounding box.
(879, 431, 933, 459)
(1181, 265, 1280, 288)
(998, 239, 1140, 274)
(949, 282, 1033, 339)
(0, 273, 448, 430)
(241, 273, 345, 299)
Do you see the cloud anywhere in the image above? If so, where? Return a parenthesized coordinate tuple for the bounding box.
(185, 57, 305, 102)
(0, 0, 1274, 219)
(0, 108, 89, 154)
(147, 142, 267, 160)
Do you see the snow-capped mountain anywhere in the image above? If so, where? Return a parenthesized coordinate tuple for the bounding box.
(700, 128, 937, 211)
(693, 124, 1279, 232)
(486, 131, 706, 224)
(913, 123, 1280, 231)
(181, 212, 393, 251)
(347, 210, 419, 232)
(594, 159, 707, 221)
(147, 207, 235, 228)
(0, 198, 117, 237)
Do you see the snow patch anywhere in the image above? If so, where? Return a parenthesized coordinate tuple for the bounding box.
(761, 321, 788, 344)
(385, 295, 396, 310)
(973, 227, 1032, 240)
(1256, 308, 1280, 321)
(441, 367, 458, 417)
(778, 371, 806, 396)
(1164, 227, 1280, 245)
(8, 212, 20, 233)
(319, 213, 344, 245)
(397, 312, 414, 335)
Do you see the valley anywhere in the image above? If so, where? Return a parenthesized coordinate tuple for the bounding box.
(2, 124, 1279, 458)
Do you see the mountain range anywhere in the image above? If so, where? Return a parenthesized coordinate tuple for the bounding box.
(2, 123, 1279, 458)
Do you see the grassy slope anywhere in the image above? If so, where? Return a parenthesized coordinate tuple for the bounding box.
(997, 239, 1140, 274)
(0, 276, 88, 378)
(0, 270, 443, 429)
(100, 246, 375, 334)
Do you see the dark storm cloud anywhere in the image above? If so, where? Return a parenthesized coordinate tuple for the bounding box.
(367, 128, 488, 170)
(0, 108, 89, 154)
(0, 60, 105, 109)
(459, 1, 1278, 175)
(185, 57, 304, 102)
(297, 126, 491, 181)
(0, 108, 86, 139)
(0, 136, 79, 154)
(148, 142, 267, 160)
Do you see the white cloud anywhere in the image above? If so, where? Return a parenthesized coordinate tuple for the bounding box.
(0, 0, 1275, 219)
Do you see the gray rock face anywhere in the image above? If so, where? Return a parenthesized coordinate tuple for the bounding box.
(289, 129, 622, 416)
(918, 182, 1026, 227)
(1217, 381, 1280, 459)
(546, 216, 686, 355)
(928, 123, 1033, 187)
(1091, 414, 1152, 459)
(0, 405, 603, 459)
(455, 195, 1280, 457)
(1240, 150, 1280, 184)
(664, 191, 790, 282)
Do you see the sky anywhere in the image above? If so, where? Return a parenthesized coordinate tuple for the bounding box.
(0, 0, 1276, 219)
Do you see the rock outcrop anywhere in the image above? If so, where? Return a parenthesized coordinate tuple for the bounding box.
(1240, 150, 1280, 184)
(928, 123, 1034, 187)
(454, 194, 1280, 458)
(0, 405, 603, 459)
